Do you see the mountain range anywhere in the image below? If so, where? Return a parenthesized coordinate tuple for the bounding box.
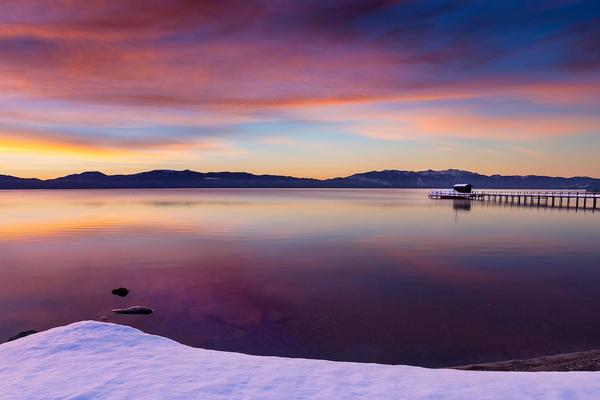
(1, 169, 599, 190)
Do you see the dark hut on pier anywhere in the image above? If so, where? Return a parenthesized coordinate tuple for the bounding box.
(453, 184, 472, 194)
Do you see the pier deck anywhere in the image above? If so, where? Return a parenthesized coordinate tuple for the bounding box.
(428, 190, 599, 210)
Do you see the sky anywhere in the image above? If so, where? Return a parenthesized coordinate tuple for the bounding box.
(0, 0, 599, 179)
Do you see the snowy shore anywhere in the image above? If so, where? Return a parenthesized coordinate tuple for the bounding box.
(1, 321, 599, 399)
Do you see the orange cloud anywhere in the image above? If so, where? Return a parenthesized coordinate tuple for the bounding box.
(291, 99, 600, 141)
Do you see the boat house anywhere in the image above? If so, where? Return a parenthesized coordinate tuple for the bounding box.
(453, 184, 472, 194)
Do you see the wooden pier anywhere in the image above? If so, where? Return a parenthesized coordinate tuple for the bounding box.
(429, 190, 599, 210)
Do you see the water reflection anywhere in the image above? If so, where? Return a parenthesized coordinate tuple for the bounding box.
(0, 189, 599, 367)
(452, 199, 471, 211)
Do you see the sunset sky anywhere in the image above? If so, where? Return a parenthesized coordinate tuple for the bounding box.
(0, 0, 599, 179)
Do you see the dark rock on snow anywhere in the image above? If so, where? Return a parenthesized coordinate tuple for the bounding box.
(7, 330, 38, 342)
(112, 306, 153, 315)
(111, 287, 130, 297)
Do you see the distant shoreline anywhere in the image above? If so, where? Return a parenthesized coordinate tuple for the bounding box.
(2, 169, 599, 190)
(1, 187, 597, 190)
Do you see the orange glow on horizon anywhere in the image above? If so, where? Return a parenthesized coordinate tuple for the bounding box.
(0, 137, 126, 158)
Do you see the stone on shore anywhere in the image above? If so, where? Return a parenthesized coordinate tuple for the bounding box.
(112, 306, 153, 315)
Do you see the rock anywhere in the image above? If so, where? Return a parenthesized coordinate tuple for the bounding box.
(112, 306, 153, 315)
(7, 330, 38, 342)
(111, 287, 130, 297)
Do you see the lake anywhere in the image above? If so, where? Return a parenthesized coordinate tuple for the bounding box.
(1, 189, 599, 367)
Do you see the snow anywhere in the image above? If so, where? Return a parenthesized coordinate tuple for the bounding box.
(1, 322, 599, 399)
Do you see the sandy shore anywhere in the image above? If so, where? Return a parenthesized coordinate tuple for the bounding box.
(455, 350, 600, 371)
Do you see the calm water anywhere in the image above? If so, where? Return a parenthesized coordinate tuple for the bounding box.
(1, 189, 599, 367)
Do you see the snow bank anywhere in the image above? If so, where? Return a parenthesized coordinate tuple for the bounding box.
(1, 321, 598, 399)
